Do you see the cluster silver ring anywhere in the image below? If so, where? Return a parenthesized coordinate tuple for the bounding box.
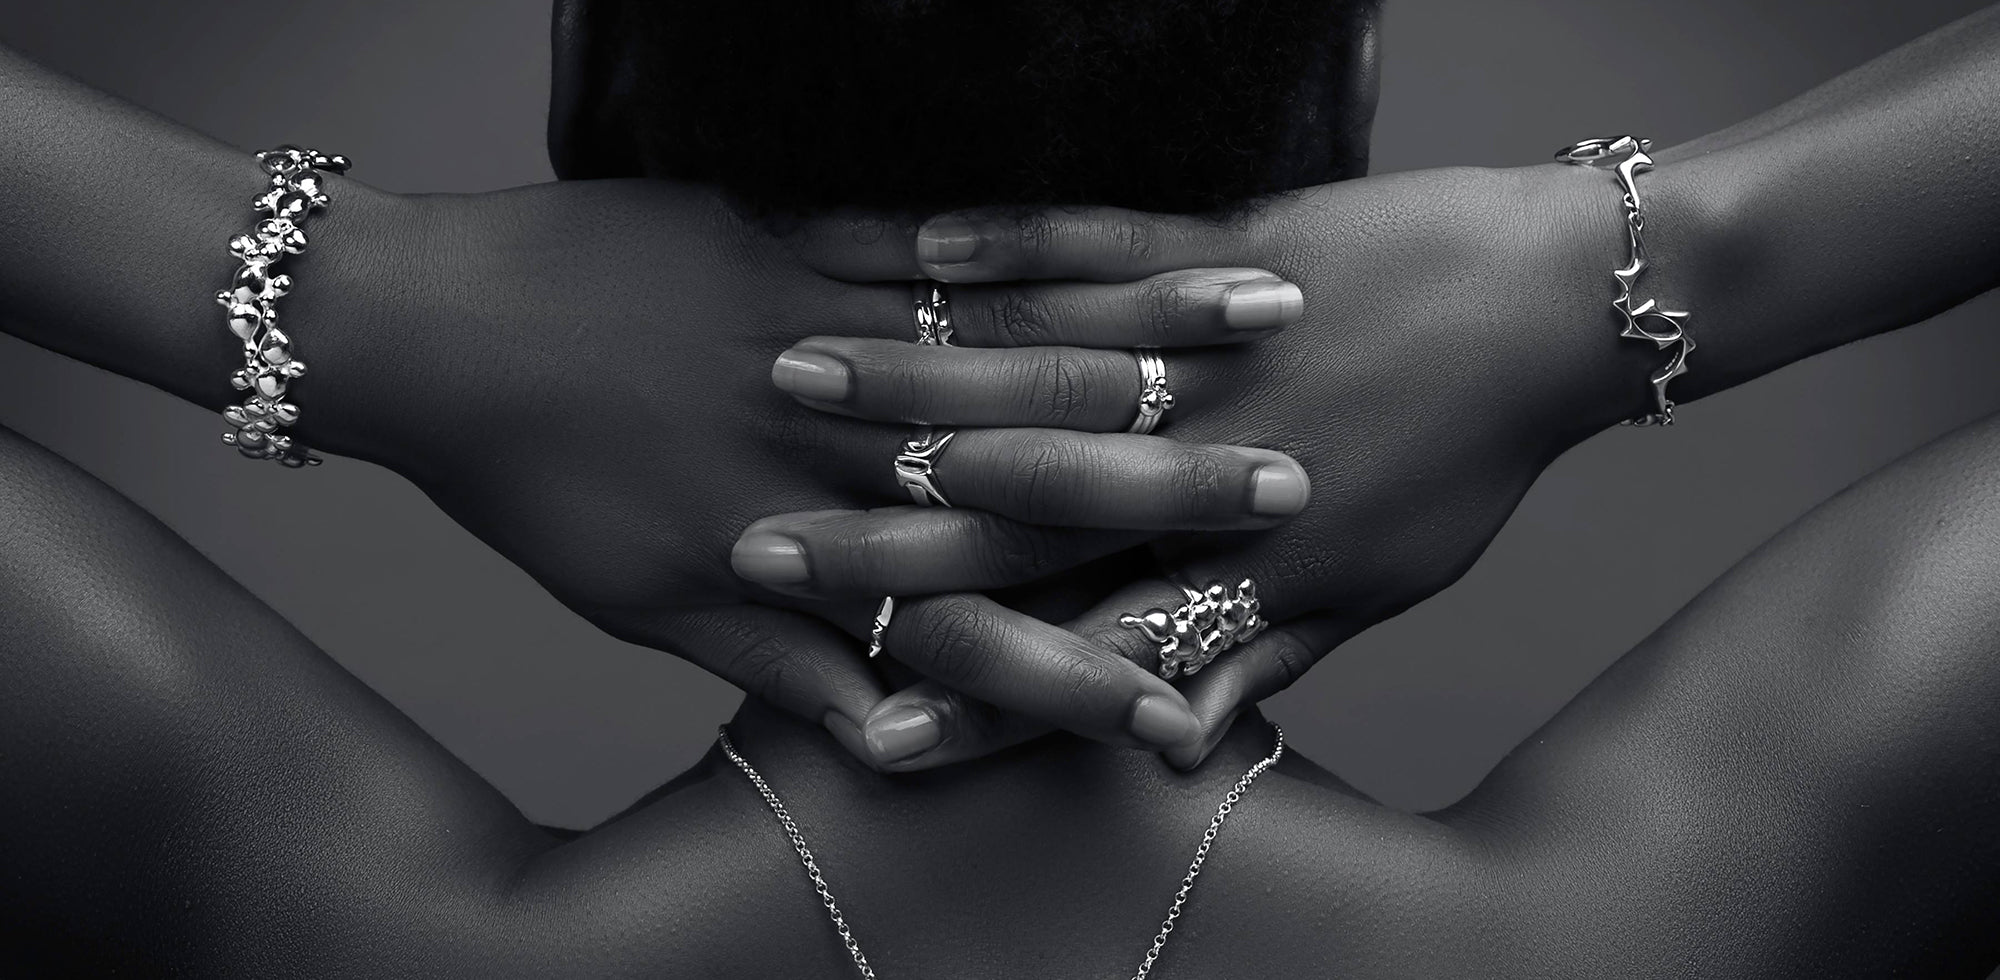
(895, 425, 956, 507)
(914, 282, 954, 346)
(1127, 349, 1173, 435)
(1118, 577, 1267, 679)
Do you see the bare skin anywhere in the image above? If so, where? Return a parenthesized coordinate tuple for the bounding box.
(3, 408, 1998, 977)
(3, 5, 1999, 976)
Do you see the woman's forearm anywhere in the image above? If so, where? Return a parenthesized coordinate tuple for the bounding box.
(0, 45, 402, 453)
(1644, 4, 2000, 408)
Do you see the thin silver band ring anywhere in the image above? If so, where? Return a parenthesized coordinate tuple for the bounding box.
(1128, 349, 1173, 435)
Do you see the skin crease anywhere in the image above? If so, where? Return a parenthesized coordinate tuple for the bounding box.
(740, 5, 2000, 771)
(0, 5, 1998, 980)
(0, 35, 1347, 758)
(4, 408, 2000, 977)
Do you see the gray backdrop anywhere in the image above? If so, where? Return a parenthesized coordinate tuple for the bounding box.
(2, 0, 1996, 845)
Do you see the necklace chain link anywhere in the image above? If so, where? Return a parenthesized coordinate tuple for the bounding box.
(717, 723, 1285, 980)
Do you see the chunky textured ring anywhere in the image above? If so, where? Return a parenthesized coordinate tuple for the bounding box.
(217, 144, 350, 466)
(894, 426, 957, 507)
(866, 596, 895, 658)
(913, 282, 955, 346)
(1556, 135, 1694, 426)
(1127, 349, 1174, 435)
(1119, 578, 1267, 679)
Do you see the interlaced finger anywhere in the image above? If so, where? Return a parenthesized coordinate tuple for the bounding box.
(1162, 614, 1356, 769)
(869, 428, 1311, 530)
(588, 603, 888, 762)
(942, 268, 1301, 347)
(775, 339, 1153, 432)
(916, 206, 1256, 283)
(729, 506, 1145, 599)
(865, 593, 1203, 757)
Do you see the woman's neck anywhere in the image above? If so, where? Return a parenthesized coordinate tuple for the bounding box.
(544, 697, 1406, 978)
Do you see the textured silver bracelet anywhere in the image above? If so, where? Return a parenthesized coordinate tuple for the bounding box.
(1555, 135, 1693, 427)
(216, 145, 349, 466)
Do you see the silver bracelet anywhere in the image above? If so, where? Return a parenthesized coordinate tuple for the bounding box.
(1555, 135, 1693, 427)
(216, 145, 350, 466)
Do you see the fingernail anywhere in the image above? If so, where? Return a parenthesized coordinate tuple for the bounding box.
(772, 350, 851, 402)
(917, 217, 979, 265)
(1163, 741, 1205, 771)
(730, 530, 810, 584)
(865, 705, 941, 764)
(1164, 709, 1237, 770)
(1128, 694, 1200, 748)
(823, 712, 873, 765)
(1222, 279, 1305, 331)
(1249, 462, 1310, 517)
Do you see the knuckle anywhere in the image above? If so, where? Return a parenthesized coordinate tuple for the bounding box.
(971, 517, 1061, 583)
(1117, 218, 1156, 263)
(889, 352, 951, 423)
(700, 617, 810, 702)
(1077, 618, 1156, 673)
(987, 291, 1060, 347)
(1264, 629, 1317, 687)
(1165, 444, 1238, 520)
(1051, 656, 1115, 719)
(827, 519, 896, 591)
(1026, 348, 1092, 426)
(1134, 276, 1194, 343)
(999, 434, 1092, 522)
(1013, 212, 1059, 263)
(913, 595, 992, 684)
(731, 639, 798, 699)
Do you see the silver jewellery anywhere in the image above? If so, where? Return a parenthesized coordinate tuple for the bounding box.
(880, 280, 951, 660)
(894, 426, 956, 507)
(865, 597, 895, 659)
(1120, 579, 1267, 680)
(874, 285, 953, 656)
(717, 722, 1286, 980)
(217, 145, 349, 466)
(1127, 349, 1174, 435)
(913, 282, 954, 346)
(1556, 135, 1694, 426)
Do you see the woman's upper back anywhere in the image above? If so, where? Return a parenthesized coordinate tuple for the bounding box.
(510, 703, 1488, 978)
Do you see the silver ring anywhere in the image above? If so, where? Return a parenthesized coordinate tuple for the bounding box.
(1127, 349, 1173, 435)
(1118, 578, 1266, 679)
(895, 426, 956, 507)
(866, 596, 895, 658)
(914, 282, 954, 346)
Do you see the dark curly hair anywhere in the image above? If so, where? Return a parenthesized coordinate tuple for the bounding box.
(552, 0, 1380, 216)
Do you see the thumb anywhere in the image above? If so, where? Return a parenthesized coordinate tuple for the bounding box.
(592, 603, 889, 763)
(784, 210, 926, 282)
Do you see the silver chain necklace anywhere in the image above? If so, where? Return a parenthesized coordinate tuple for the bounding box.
(716, 723, 1285, 980)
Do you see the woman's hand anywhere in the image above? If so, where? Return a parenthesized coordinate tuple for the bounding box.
(295, 178, 1314, 756)
(752, 162, 1664, 768)
(749, 6, 2000, 769)
(0, 40, 1318, 754)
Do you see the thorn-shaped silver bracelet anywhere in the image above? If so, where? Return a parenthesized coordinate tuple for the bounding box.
(217, 145, 349, 466)
(1556, 135, 1693, 427)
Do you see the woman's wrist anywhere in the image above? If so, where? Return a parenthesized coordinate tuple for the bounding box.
(1523, 144, 1738, 443)
(274, 179, 436, 469)
(1518, 160, 1673, 442)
